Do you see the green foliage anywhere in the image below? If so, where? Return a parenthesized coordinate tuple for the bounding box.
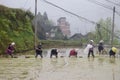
(54, 28, 64, 40)
(94, 17, 120, 45)
(40, 40, 82, 48)
(95, 18, 112, 43)
(0, 5, 34, 55)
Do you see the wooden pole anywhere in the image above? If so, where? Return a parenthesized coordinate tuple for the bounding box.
(34, 0, 37, 48)
(111, 6, 115, 47)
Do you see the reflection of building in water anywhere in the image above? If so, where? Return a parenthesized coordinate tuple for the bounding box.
(109, 58, 116, 64)
(57, 17, 71, 38)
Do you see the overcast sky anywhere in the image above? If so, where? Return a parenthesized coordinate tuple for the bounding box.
(0, 0, 120, 35)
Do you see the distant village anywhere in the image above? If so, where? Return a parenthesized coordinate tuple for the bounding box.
(46, 17, 92, 40)
(48, 17, 71, 39)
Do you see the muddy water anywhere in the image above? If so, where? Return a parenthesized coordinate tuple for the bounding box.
(0, 48, 120, 80)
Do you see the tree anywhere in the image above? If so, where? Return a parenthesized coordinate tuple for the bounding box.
(95, 18, 113, 44)
(43, 12, 48, 21)
(32, 12, 55, 40)
(54, 27, 64, 40)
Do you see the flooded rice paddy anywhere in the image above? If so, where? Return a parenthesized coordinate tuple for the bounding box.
(0, 48, 120, 80)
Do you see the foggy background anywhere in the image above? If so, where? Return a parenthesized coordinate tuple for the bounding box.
(0, 0, 120, 35)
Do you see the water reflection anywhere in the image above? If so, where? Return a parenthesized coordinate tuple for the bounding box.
(64, 57, 69, 66)
(50, 58, 58, 66)
(50, 58, 69, 71)
(97, 57, 104, 66)
(88, 58, 94, 70)
(109, 58, 116, 64)
(88, 57, 94, 62)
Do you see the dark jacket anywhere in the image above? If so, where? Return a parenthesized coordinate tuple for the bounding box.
(36, 45, 42, 54)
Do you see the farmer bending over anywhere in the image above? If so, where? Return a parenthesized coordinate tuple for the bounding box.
(6, 42, 15, 58)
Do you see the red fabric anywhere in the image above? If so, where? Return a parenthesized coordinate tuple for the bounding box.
(70, 49, 76, 55)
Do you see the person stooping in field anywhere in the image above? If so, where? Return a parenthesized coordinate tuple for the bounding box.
(69, 49, 77, 57)
(98, 40, 104, 55)
(5, 42, 15, 58)
(35, 43, 43, 58)
(109, 47, 117, 58)
(50, 48, 58, 58)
